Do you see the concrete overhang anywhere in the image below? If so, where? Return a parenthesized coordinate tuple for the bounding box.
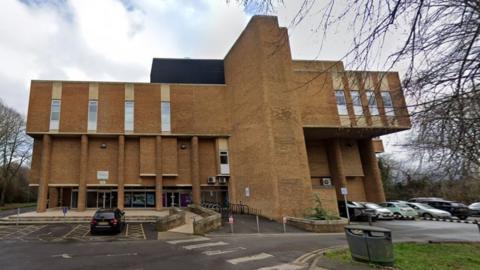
(303, 126, 409, 140)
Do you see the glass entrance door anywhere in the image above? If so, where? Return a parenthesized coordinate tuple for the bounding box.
(166, 192, 180, 207)
(98, 192, 111, 208)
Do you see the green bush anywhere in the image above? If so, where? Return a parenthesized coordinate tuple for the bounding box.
(304, 194, 340, 220)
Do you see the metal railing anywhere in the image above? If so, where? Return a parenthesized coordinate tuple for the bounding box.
(200, 201, 262, 221)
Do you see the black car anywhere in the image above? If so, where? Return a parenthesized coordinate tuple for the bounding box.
(408, 198, 470, 220)
(338, 201, 372, 221)
(90, 208, 125, 234)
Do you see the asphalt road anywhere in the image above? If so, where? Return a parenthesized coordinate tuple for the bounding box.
(0, 220, 478, 270)
(0, 207, 36, 218)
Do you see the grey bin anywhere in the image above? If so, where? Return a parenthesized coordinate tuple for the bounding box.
(344, 225, 394, 266)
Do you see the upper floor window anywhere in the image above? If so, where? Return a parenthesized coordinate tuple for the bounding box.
(219, 150, 230, 175)
(49, 99, 61, 130)
(161, 101, 171, 132)
(88, 100, 98, 131)
(366, 91, 379, 116)
(335, 90, 348, 115)
(125, 101, 134, 132)
(350, 91, 363, 116)
(381, 92, 395, 116)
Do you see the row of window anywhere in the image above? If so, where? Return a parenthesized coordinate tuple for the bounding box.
(335, 90, 395, 117)
(49, 100, 172, 132)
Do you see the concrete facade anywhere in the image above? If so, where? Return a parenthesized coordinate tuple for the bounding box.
(27, 16, 410, 220)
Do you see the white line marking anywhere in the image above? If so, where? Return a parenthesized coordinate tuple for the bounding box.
(202, 247, 246, 256)
(183, 241, 229, 250)
(227, 253, 274, 265)
(257, 263, 305, 270)
(166, 237, 210, 244)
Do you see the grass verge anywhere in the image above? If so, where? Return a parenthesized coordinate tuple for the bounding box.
(325, 242, 480, 270)
(0, 202, 37, 211)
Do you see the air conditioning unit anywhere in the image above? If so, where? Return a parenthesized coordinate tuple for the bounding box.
(218, 176, 228, 184)
(207, 176, 216, 184)
(322, 177, 332, 187)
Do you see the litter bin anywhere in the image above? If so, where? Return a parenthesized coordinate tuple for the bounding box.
(344, 225, 394, 266)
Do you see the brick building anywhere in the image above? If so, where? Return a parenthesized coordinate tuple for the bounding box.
(27, 16, 410, 219)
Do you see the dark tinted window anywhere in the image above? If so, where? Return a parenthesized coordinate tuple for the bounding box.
(95, 212, 115, 219)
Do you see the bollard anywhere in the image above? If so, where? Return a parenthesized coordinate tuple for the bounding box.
(256, 215, 260, 233)
(282, 216, 287, 233)
(229, 216, 234, 233)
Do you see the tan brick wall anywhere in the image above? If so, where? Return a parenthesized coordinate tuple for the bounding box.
(59, 83, 88, 132)
(97, 84, 124, 133)
(162, 137, 178, 175)
(50, 137, 80, 184)
(340, 140, 364, 176)
(125, 138, 141, 185)
(306, 141, 331, 177)
(134, 84, 161, 133)
(177, 138, 192, 184)
(347, 176, 367, 201)
(199, 138, 216, 185)
(139, 137, 156, 175)
(312, 188, 339, 215)
(27, 82, 51, 132)
(87, 138, 118, 185)
(29, 139, 42, 185)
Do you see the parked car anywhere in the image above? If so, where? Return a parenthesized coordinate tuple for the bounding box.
(469, 202, 480, 216)
(358, 202, 394, 220)
(408, 198, 470, 220)
(380, 202, 417, 219)
(90, 208, 125, 234)
(407, 202, 452, 219)
(338, 201, 371, 221)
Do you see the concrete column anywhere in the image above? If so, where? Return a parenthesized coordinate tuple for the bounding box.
(78, 135, 88, 211)
(326, 139, 348, 200)
(155, 136, 163, 210)
(191, 136, 201, 205)
(117, 135, 125, 210)
(359, 138, 386, 202)
(37, 134, 51, 212)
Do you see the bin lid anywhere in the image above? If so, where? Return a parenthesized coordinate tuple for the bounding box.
(345, 225, 391, 232)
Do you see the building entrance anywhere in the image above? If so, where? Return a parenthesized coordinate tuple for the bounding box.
(86, 189, 118, 208)
(162, 188, 192, 207)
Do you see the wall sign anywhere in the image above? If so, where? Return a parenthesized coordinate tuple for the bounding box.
(97, 171, 109, 180)
(245, 187, 250, 197)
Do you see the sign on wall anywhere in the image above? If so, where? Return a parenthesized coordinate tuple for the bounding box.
(97, 171, 109, 181)
(245, 187, 250, 197)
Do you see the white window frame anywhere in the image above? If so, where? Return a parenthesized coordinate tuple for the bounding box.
(219, 150, 230, 175)
(49, 99, 61, 130)
(88, 100, 98, 131)
(350, 90, 363, 116)
(366, 90, 379, 116)
(335, 90, 348, 115)
(381, 92, 395, 116)
(124, 101, 134, 132)
(161, 101, 171, 132)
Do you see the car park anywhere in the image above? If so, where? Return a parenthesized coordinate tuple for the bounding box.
(90, 208, 125, 234)
(380, 202, 417, 219)
(468, 202, 480, 216)
(408, 198, 470, 220)
(359, 202, 394, 220)
(407, 202, 452, 219)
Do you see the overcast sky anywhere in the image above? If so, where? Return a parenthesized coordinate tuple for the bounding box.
(0, 0, 408, 152)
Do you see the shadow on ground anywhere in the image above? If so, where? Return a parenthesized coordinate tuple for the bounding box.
(210, 214, 307, 234)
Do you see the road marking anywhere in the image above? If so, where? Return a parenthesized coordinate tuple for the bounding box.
(183, 241, 229, 250)
(52, 253, 72, 259)
(257, 263, 305, 270)
(166, 237, 210, 244)
(202, 247, 246, 256)
(227, 253, 274, 265)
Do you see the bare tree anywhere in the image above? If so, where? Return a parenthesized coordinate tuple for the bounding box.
(234, 0, 480, 173)
(0, 100, 31, 206)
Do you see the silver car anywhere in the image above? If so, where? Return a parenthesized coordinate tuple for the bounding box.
(407, 202, 452, 219)
(469, 202, 480, 216)
(360, 202, 394, 220)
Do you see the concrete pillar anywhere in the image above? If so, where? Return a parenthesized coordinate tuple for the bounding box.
(191, 136, 201, 205)
(37, 134, 51, 212)
(155, 136, 163, 210)
(78, 135, 88, 211)
(48, 187, 58, 208)
(359, 138, 386, 202)
(326, 139, 348, 200)
(117, 135, 125, 210)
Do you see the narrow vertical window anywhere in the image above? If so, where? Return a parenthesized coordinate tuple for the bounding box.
(381, 92, 395, 116)
(350, 91, 363, 116)
(49, 99, 61, 130)
(219, 151, 230, 175)
(335, 90, 348, 115)
(366, 91, 379, 115)
(88, 100, 98, 131)
(161, 101, 171, 132)
(125, 101, 134, 132)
